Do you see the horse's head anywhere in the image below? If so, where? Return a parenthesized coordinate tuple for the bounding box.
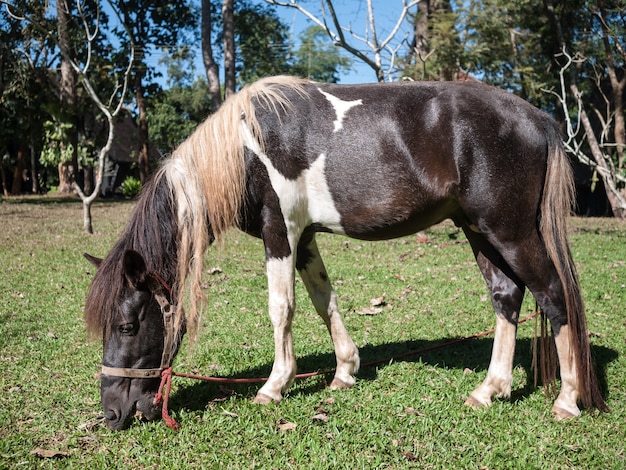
(85, 250, 185, 430)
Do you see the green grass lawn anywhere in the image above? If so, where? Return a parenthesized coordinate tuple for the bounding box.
(1, 198, 625, 468)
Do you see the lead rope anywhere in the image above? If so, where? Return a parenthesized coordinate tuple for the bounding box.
(155, 367, 180, 430)
(154, 311, 540, 430)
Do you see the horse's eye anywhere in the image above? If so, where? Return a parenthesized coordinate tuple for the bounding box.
(118, 323, 137, 336)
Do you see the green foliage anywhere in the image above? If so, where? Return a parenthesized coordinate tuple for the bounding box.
(234, 2, 292, 85)
(290, 26, 353, 83)
(113, 0, 196, 85)
(1, 201, 625, 468)
(147, 77, 213, 154)
(39, 117, 92, 168)
(0, 4, 55, 158)
(428, 5, 464, 81)
(120, 176, 142, 198)
(39, 120, 76, 166)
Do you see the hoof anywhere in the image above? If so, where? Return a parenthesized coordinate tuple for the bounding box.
(464, 395, 488, 408)
(551, 405, 580, 420)
(329, 377, 353, 390)
(253, 393, 276, 405)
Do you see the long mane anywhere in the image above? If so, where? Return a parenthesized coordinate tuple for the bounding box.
(85, 76, 309, 338)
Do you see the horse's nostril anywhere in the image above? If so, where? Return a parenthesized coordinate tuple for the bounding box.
(104, 408, 119, 423)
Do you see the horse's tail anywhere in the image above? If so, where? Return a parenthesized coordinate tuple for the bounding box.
(538, 125, 607, 411)
(165, 76, 308, 338)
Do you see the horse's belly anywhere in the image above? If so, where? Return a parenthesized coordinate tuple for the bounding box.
(335, 200, 458, 240)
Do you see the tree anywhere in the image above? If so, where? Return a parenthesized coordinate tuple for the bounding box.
(222, 0, 235, 97)
(290, 25, 352, 82)
(403, 0, 464, 81)
(234, 2, 291, 85)
(2, 0, 135, 232)
(399, 0, 625, 216)
(114, 0, 195, 183)
(149, 49, 213, 154)
(265, 0, 419, 82)
(0, 1, 54, 195)
(56, 0, 79, 194)
(201, 0, 221, 111)
(542, 0, 626, 217)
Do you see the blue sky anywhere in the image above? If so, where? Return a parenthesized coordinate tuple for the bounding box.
(274, 0, 418, 83)
(154, 0, 418, 85)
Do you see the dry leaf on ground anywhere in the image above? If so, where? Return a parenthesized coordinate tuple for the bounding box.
(277, 419, 296, 431)
(30, 448, 69, 459)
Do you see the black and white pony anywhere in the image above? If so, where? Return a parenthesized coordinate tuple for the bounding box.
(85, 76, 606, 430)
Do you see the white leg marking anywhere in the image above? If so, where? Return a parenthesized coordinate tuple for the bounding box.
(466, 314, 516, 408)
(552, 324, 581, 418)
(318, 89, 363, 133)
(298, 240, 359, 388)
(255, 256, 297, 403)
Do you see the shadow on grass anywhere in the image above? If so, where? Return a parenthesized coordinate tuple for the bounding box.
(168, 337, 617, 415)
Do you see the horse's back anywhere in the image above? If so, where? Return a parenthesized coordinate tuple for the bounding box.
(253, 80, 557, 239)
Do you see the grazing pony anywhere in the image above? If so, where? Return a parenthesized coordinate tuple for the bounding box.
(85, 76, 606, 430)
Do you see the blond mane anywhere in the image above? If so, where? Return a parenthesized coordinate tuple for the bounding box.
(163, 76, 309, 337)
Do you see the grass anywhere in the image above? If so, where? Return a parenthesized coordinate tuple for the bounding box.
(0, 197, 625, 469)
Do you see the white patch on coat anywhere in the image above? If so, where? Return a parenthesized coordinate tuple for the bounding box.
(318, 89, 362, 133)
(241, 121, 345, 243)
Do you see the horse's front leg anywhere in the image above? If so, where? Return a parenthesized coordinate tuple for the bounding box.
(254, 255, 298, 404)
(296, 234, 360, 389)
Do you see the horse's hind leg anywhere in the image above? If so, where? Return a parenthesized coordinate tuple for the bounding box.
(462, 227, 526, 408)
(296, 233, 360, 389)
(480, 230, 585, 418)
(501, 243, 583, 418)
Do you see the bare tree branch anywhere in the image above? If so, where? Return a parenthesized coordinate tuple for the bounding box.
(265, 0, 418, 82)
(543, 48, 626, 217)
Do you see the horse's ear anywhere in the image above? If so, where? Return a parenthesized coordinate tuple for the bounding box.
(84, 253, 103, 268)
(122, 250, 149, 290)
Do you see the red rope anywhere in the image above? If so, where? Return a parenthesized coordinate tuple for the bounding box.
(155, 311, 539, 430)
(155, 367, 181, 430)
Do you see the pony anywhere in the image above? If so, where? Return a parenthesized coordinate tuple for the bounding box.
(84, 76, 606, 430)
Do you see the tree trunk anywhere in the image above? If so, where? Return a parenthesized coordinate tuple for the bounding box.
(57, 161, 75, 193)
(410, 0, 431, 79)
(222, 0, 236, 98)
(11, 143, 26, 196)
(202, 0, 222, 111)
(135, 70, 150, 184)
(1, 164, 9, 197)
(610, 74, 626, 169)
(83, 198, 93, 234)
(0, 165, 9, 197)
(408, 0, 455, 81)
(574, 82, 626, 218)
(30, 141, 38, 194)
(57, 0, 78, 194)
